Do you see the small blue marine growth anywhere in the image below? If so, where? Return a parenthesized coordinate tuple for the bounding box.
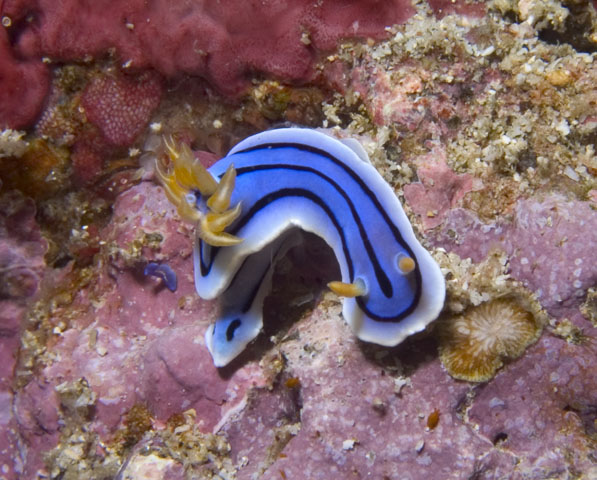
(144, 262, 177, 292)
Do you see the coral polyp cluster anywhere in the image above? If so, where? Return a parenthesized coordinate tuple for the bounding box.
(438, 297, 543, 382)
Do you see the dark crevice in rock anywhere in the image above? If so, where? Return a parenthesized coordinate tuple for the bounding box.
(538, 1, 597, 53)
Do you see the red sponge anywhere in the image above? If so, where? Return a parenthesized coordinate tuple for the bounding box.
(0, 28, 49, 129)
(1, 0, 413, 126)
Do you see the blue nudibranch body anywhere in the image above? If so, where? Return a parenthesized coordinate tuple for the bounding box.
(156, 128, 445, 367)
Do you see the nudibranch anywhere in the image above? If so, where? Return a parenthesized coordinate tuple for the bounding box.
(155, 128, 445, 367)
(144, 262, 178, 292)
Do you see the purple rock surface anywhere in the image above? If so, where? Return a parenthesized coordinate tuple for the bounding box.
(3, 0, 597, 477)
(432, 194, 597, 319)
(8, 182, 268, 478)
(6, 180, 597, 479)
(0, 191, 48, 480)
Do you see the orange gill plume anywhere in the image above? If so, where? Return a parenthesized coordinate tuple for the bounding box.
(155, 135, 201, 223)
(155, 135, 243, 247)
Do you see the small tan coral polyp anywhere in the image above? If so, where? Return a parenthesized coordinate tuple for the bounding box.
(439, 298, 541, 382)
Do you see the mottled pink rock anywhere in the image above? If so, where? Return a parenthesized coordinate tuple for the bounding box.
(0, 192, 47, 480)
(9, 178, 597, 478)
(324, 44, 504, 138)
(0, 28, 49, 128)
(403, 144, 477, 230)
(0, 192, 47, 390)
(432, 194, 597, 317)
(70, 133, 106, 186)
(222, 305, 585, 479)
(141, 324, 229, 427)
(12, 181, 267, 477)
(346, 62, 427, 130)
(0, 192, 47, 295)
(81, 71, 163, 147)
(14, 380, 60, 438)
(468, 334, 597, 478)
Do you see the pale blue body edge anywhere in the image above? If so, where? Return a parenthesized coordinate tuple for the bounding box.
(195, 128, 445, 367)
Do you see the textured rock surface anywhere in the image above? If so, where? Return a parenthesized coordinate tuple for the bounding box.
(432, 194, 597, 318)
(403, 144, 477, 230)
(0, 28, 49, 128)
(0, 192, 48, 480)
(80, 71, 163, 147)
(8, 181, 596, 479)
(2, 0, 597, 478)
(10, 182, 268, 478)
(0, 0, 413, 128)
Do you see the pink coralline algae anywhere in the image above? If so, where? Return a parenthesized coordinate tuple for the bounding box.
(0, 28, 49, 129)
(0, 192, 47, 480)
(467, 334, 597, 477)
(10, 182, 266, 478)
(403, 144, 477, 230)
(7, 179, 597, 478)
(0, 191, 47, 306)
(432, 194, 597, 317)
(4, 0, 597, 475)
(1, 0, 413, 127)
(69, 130, 110, 186)
(80, 71, 163, 147)
(337, 62, 427, 130)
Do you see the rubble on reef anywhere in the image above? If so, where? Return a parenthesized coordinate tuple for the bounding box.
(1, 0, 597, 478)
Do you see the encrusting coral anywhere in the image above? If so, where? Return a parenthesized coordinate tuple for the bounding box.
(432, 249, 549, 383)
(438, 296, 544, 382)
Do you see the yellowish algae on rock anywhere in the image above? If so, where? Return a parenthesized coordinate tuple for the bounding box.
(580, 287, 597, 327)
